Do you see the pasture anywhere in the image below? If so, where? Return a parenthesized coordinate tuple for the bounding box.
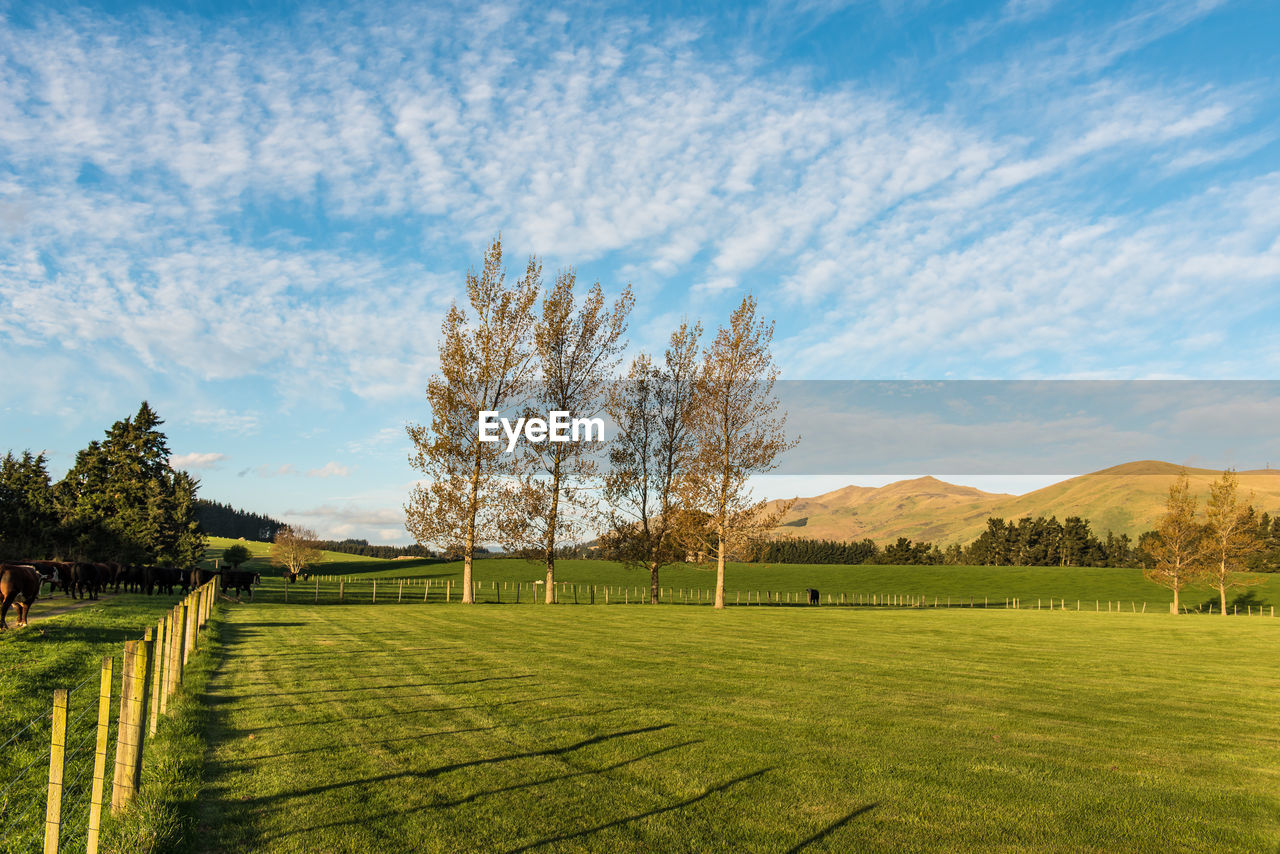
(204, 536, 1280, 612)
(191, 602, 1280, 853)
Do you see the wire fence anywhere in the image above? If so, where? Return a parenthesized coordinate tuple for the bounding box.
(0, 580, 217, 854)
(247, 576, 1276, 616)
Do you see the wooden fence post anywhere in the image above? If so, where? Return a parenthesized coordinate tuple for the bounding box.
(87, 656, 114, 854)
(339, 580, 344, 602)
(171, 603, 187, 691)
(43, 688, 68, 854)
(149, 618, 164, 736)
(111, 636, 150, 811)
(399, 580, 404, 603)
(184, 597, 196, 664)
(373, 580, 377, 604)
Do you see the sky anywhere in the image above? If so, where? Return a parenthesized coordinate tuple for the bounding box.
(1, 0, 1278, 543)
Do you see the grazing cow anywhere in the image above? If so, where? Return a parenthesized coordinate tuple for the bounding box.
(0, 564, 43, 629)
(23, 561, 71, 596)
(148, 566, 181, 596)
(221, 570, 259, 600)
(806, 587, 820, 605)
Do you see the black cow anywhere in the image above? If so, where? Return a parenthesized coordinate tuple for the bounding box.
(221, 570, 259, 600)
(806, 587, 820, 605)
(67, 562, 102, 600)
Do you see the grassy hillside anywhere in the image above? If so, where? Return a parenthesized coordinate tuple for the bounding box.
(192, 603, 1280, 852)
(203, 536, 391, 573)
(774, 461, 1280, 544)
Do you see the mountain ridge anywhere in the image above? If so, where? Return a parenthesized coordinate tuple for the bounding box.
(770, 461, 1280, 545)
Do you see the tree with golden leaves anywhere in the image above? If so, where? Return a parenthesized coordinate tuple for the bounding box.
(603, 321, 701, 603)
(1198, 469, 1263, 616)
(404, 237, 541, 604)
(511, 270, 632, 603)
(270, 525, 322, 582)
(1143, 470, 1199, 614)
(682, 296, 797, 609)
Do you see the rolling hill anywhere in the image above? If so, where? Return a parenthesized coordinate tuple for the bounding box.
(773, 461, 1280, 545)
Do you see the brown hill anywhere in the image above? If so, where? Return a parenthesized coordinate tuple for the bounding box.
(772, 461, 1280, 545)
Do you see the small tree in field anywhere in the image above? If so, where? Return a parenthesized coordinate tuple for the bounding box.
(603, 322, 701, 603)
(222, 543, 252, 570)
(271, 525, 322, 582)
(1198, 469, 1263, 615)
(1143, 471, 1199, 614)
(405, 237, 540, 603)
(682, 296, 797, 609)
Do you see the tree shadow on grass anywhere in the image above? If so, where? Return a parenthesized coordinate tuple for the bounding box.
(214, 692, 584, 733)
(230, 724, 675, 808)
(211, 673, 535, 709)
(440, 739, 701, 808)
(212, 706, 636, 769)
(502, 766, 774, 853)
(784, 803, 879, 853)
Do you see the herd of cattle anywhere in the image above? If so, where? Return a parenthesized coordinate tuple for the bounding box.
(0, 560, 260, 630)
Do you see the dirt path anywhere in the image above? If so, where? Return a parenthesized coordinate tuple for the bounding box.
(25, 591, 118, 623)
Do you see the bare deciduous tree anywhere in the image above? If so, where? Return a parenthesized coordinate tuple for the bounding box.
(1198, 469, 1263, 616)
(270, 525, 322, 582)
(603, 322, 701, 603)
(1143, 470, 1199, 614)
(682, 296, 797, 609)
(510, 271, 632, 603)
(405, 237, 541, 604)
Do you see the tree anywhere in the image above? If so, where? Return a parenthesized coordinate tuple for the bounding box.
(603, 322, 701, 603)
(1143, 471, 1199, 614)
(682, 296, 797, 609)
(270, 525, 322, 581)
(0, 451, 58, 560)
(1198, 469, 1264, 615)
(405, 237, 541, 604)
(512, 270, 632, 603)
(53, 402, 206, 564)
(222, 543, 252, 570)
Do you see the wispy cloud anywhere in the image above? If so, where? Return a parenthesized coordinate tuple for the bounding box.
(171, 451, 226, 470)
(307, 462, 353, 478)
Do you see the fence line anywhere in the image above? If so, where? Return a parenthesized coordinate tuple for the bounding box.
(246, 577, 1276, 617)
(0, 578, 218, 854)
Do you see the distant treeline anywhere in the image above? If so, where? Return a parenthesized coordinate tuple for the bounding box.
(313, 538, 438, 560)
(195, 500, 286, 542)
(754, 512, 1280, 569)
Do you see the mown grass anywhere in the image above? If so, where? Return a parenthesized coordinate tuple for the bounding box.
(193, 602, 1280, 853)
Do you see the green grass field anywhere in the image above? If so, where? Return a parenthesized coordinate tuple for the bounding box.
(207, 535, 1280, 612)
(189, 602, 1280, 853)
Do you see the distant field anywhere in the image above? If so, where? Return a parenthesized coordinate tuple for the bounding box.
(205, 537, 1280, 611)
(204, 536, 388, 572)
(193, 602, 1280, 853)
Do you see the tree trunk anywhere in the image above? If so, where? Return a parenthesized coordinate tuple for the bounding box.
(1219, 581, 1227, 617)
(649, 562, 659, 605)
(544, 458, 562, 604)
(714, 527, 725, 609)
(1170, 586, 1179, 615)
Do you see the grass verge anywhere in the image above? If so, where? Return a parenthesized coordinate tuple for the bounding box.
(98, 617, 222, 854)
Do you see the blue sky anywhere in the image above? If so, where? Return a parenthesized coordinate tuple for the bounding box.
(2, 0, 1278, 543)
